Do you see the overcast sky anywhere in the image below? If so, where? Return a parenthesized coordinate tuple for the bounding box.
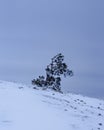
(0, 0, 104, 99)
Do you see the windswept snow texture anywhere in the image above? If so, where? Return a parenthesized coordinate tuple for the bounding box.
(0, 81, 104, 130)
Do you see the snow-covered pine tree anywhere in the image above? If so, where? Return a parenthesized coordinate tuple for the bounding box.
(32, 53, 73, 92)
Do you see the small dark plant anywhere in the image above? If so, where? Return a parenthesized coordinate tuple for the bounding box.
(32, 53, 73, 92)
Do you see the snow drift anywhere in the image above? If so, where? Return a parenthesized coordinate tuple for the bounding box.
(0, 80, 104, 130)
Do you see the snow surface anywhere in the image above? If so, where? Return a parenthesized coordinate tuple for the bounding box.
(0, 80, 104, 130)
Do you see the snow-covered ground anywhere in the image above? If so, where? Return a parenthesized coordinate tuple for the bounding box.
(0, 80, 104, 130)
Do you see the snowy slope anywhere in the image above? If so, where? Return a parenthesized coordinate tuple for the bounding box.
(0, 80, 104, 130)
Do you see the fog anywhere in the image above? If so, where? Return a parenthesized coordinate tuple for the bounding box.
(0, 0, 104, 99)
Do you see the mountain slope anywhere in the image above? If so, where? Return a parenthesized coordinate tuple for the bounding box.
(0, 81, 104, 130)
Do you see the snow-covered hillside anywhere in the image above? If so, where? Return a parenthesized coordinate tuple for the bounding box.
(0, 80, 104, 130)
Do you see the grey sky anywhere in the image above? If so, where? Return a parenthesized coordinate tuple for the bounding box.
(0, 0, 104, 99)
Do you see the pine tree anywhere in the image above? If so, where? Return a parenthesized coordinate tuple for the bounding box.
(32, 53, 73, 92)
